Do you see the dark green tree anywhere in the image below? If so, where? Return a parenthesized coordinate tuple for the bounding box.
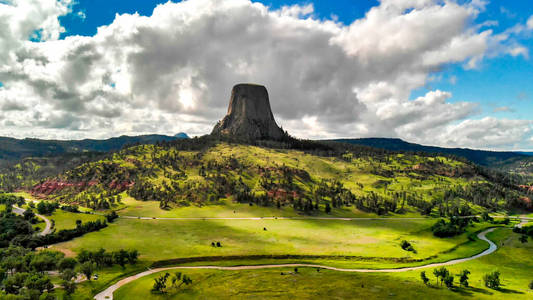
(483, 271, 501, 289)
(58, 258, 78, 271)
(420, 271, 430, 285)
(444, 274, 454, 288)
(128, 249, 139, 264)
(61, 277, 77, 296)
(459, 269, 470, 287)
(79, 261, 96, 281)
(519, 235, 528, 243)
(113, 249, 129, 269)
(151, 272, 170, 293)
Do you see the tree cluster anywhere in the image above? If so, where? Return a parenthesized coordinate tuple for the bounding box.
(77, 248, 138, 269)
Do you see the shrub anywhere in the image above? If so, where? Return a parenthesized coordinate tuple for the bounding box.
(400, 240, 415, 252)
(483, 271, 501, 289)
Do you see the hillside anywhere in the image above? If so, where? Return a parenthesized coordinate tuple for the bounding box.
(332, 138, 533, 174)
(0, 134, 188, 163)
(28, 137, 532, 216)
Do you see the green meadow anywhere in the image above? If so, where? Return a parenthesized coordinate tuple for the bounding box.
(113, 228, 533, 300)
(55, 213, 493, 267)
(7, 142, 529, 299)
(37, 209, 105, 231)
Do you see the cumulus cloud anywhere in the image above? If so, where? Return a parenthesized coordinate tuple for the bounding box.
(0, 0, 532, 150)
(0, 0, 71, 64)
(434, 118, 533, 150)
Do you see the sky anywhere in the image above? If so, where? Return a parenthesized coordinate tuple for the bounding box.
(0, 0, 532, 150)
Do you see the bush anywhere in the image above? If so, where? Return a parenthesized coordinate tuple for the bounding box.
(420, 271, 429, 285)
(400, 240, 415, 252)
(36, 201, 59, 215)
(431, 219, 464, 237)
(514, 225, 533, 237)
(61, 205, 79, 213)
(483, 271, 501, 289)
(444, 274, 454, 288)
(105, 211, 119, 223)
(58, 258, 78, 271)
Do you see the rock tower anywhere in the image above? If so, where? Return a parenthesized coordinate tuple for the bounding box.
(211, 84, 285, 140)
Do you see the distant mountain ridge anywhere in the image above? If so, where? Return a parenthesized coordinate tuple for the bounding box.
(0, 134, 188, 162)
(331, 138, 531, 167)
(0, 133, 530, 171)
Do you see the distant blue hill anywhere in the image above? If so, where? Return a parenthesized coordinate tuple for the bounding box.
(331, 138, 530, 167)
(174, 132, 190, 139)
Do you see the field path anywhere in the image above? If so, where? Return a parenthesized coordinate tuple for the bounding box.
(119, 215, 432, 220)
(13, 205, 53, 236)
(94, 228, 498, 300)
(515, 216, 530, 228)
(112, 214, 533, 222)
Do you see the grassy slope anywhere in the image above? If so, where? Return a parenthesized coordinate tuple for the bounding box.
(114, 228, 533, 300)
(36, 210, 104, 231)
(26, 143, 528, 298)
(54, 216, 494, 267)
(117, 196, 423, 218)
(50, 143, 485, 214)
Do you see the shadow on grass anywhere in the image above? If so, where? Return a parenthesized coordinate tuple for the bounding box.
(495, 287, 524, 294)
(451, 286, 494, 297)
(424, 285, 494, 297)
(467, 286, 493, 295)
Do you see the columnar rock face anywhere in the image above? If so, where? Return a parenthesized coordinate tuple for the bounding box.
(211, 84, 285, 140)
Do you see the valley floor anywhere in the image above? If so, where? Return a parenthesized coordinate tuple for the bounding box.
(110, 228, 533, 300)
(12, 195, 531, 299)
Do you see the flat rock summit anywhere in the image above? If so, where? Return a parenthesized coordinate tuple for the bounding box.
(211, 84, 286, 140)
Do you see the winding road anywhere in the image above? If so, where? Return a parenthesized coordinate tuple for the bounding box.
(94, 227, 498, 300)
(13, 205, 53, 236)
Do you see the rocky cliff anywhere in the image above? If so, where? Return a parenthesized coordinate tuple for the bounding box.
(211, 84, 286, 141)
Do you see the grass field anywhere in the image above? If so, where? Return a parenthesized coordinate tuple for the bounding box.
(113, 228, 533, 300)
(117, 195, 425, 219)
(39, 209, 105, 231)
(8, 141, 528, 299)
(54, 216, 494, 267)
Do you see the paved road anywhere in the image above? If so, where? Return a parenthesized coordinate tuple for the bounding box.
(13, 205, 53, 236)
(94, 228, 498, 300)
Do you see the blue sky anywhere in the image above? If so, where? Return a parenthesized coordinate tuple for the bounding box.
(1, 0, 532, 149)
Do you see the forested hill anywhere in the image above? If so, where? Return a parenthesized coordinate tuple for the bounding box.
(0, 134, 189, 162)
(331, 138, 531, 168)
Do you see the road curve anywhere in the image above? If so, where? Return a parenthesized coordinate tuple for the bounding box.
(94, 228, 498, 300)
(13, 205, 53, 236)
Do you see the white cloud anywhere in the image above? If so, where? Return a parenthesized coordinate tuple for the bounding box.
(279, 3, 314, 18)
(0, 0, 531, 150)
(508, 46, 529, 59)
(434, 118, 533, 150)
(0, 0, 71, 65)
(528, 15, 533, 29)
